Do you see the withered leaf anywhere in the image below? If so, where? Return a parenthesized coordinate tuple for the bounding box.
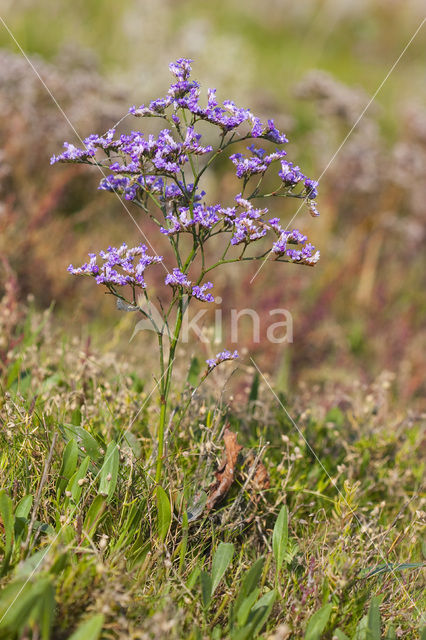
(252, 460, 270, 491)
(206, 427, 242, 511)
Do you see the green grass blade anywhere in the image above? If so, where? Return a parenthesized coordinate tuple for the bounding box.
(83, 495, 106, 539)
(0, 578, 51, 636)
(156, 485, 172, 542)
(0, 489, 14, 575)
(32, 580, 55, 640)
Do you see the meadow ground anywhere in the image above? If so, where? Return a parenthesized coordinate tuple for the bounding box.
(0, 304, 424, 639)
(0, 1, 425, 638)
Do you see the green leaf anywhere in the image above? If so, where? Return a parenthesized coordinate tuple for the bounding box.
(15, 494, 33, 520)
(384, 626, 396, 640)
(333, 631, 349, 640)
(367, 597, 381, 640)
(363, 562, 423, 578)
(30, 580, 55, 640)
(234, 557, 265, 617)
(62, 424, 103, 462)
(246, 589, 276, 638)
(83, 495, 106, 538)
(200, 570, 212, 610)
(211, 542, 235, 596)
(0, 489, 14, 575)
(98, 441, 119, 502)
(15, 548, 49, 578)
(304, 603, 332, 640)
(67, 456, 90, 503)
(236, 588, 260, 627)
(57, 439, 79, 494)
(156, 485, 172, 542)
(273, 505, 288, 575)
(14, 495, 33, 540)
(353, 615, 368, 640)
(187, 565, 201, 591)
(67, 613, 104, 640)
(121, 431, 142, 459)
(0, 578, 52, 636)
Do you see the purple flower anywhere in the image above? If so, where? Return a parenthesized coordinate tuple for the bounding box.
(58, 57, 321, 314)
(50, 142, 95, 165)
(165, 268, 191, 288)
(304, 178, 319, 199)
(231, 215, 267, 246)
(192, 282, 214, 302)
(160, 203, 222, 235)
(206, 349, 239, 371)
(263, 119, 288, 144)
(279, 161, 305, 186)
(229, 195, 268, 246)
(169, 58, 193, 81)
(230, 147, 287, 179)
(272, 229, 320, 266)
(249, 117, 264, 138)
(68, 243, 163, 288)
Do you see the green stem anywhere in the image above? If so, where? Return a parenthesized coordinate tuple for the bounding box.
(155, 299, 184, 485)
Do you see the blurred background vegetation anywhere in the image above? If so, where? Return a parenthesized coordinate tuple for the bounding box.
(0, 0, 425, 408)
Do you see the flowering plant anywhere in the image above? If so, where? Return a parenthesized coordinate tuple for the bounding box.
(52, 58, 320, 486)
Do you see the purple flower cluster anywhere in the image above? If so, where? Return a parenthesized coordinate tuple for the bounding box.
(67, 243, 163, 287)
(158, 188, 319, 260)
(57, 58, 320, 336)
(229, 194, 268, 246)
(192, 282, 214, 302)
(50, 129, 117, 165)
(52, 125, 212, 202)
(52, 57, 319, 224)
(230, 145, 287, 179)
(271, 227, 320, 266)
(206, 349, 239, 371)
(129, 59, 288, 143)
(165, 268, 191, 288)
(160, 203, 223, 236)
(164, 269, 214, 302)
(279, 161, 319, 202)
